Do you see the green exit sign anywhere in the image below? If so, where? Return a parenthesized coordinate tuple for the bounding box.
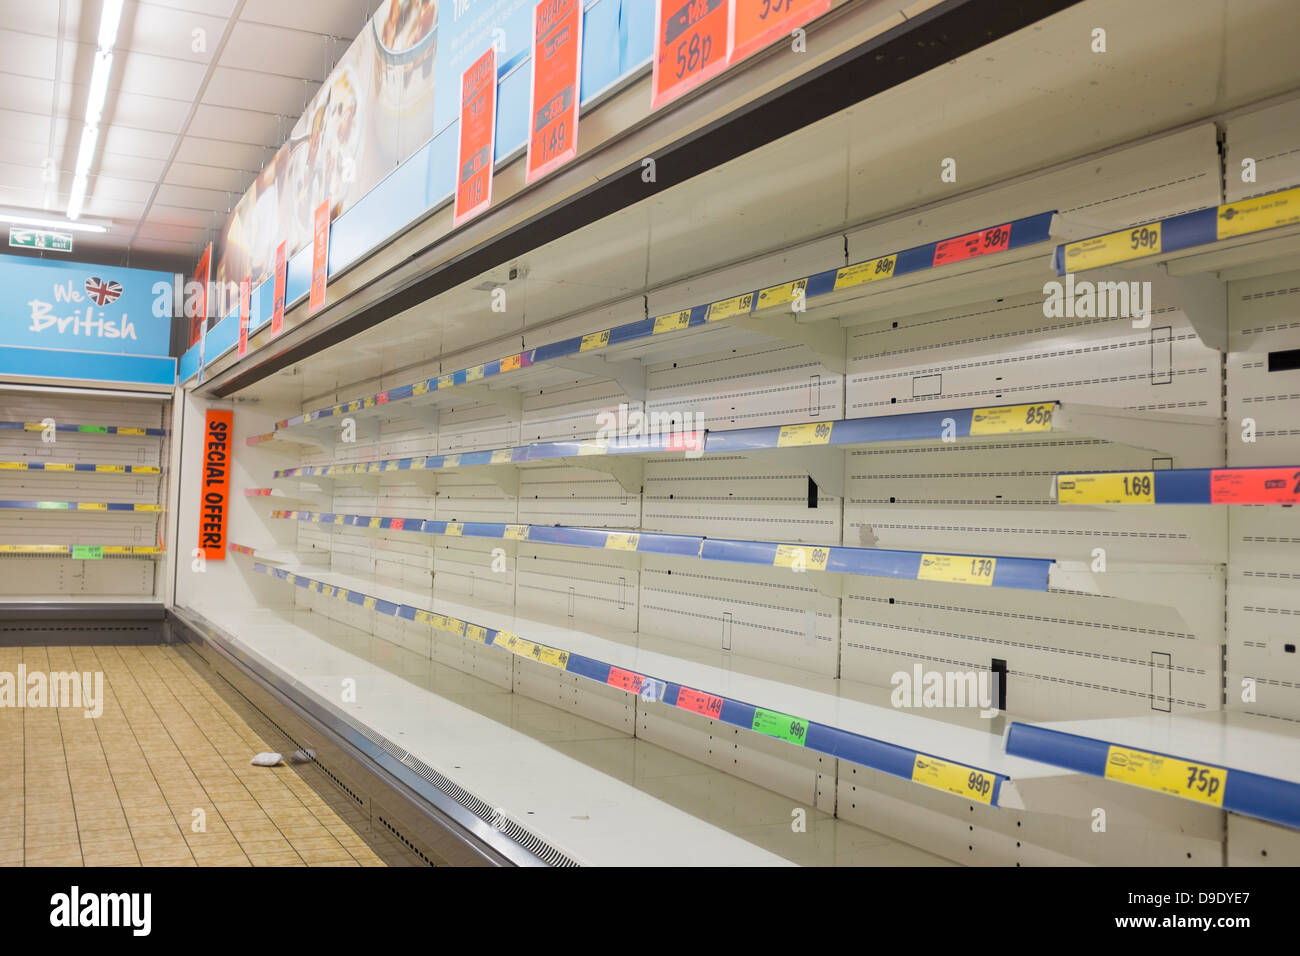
(9, 227, 73, 252)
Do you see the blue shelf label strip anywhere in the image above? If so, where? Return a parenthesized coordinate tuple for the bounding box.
(252, 560, 1009, 806)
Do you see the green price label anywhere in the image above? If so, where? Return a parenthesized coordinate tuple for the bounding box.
(751, 708, 808, 746)
(72, 545, 104, 560)
(77, 425, 109, 433)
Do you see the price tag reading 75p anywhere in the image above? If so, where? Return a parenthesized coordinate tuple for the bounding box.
(1103, 745, 1226, 807)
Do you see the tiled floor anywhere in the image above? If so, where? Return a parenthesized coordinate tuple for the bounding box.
(0, 644, 392, 867)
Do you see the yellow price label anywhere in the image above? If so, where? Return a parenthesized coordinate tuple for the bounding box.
(1056, 472, 1154, 504)
(1103, 746, 1226, 807)
(773, 544, 829, 571)
(576, 440, 608, 456)
(755, 278, 808, 310)
(777, 422, 833, 447)
(119, 427, 146, 436)
(362, 397, 375, 409)
(363, 596, 377, 610)
(911, 755, 996, 804)
(495, 631, 520, 653)
(917, 554, 997, 586)
(320, 585, 335, 597)
(444, 454, 461, 468)
(969, 403, 1053, 435)
(605, 532, 640, 551)
(580, 329, 611, 351)
(466, 364, 485, 382)
(438, 375, 454, 389)
(0, 462, 24, 469)
(414, 609, 435, 626)
(76, 502, 107, 511)
(1062, 223, 1162, 270)
(335, 590, 350, 602)
(465, 624, 488, 644)
(652, 310, 691, 334)
(368, 517, 382, 528)
(410, 458, 426, 470)
(490, 448, 514, 464)
(46, 463, 76, 471)
(504, 524, 529, 540)
(1216, 186, 1300, 240)
(99, 465, 125, 472)
(384, 460, 399, 471)
(413, 381, 430, 396)
(445, 522, 463, 536)
(834, 254, 897, 291)
(333, 515, 345, 525)
(531, 644, 570, 669)
(501, 353, 523, 372)
(22, 423, 43, 431)
(705, 292, 754, 321)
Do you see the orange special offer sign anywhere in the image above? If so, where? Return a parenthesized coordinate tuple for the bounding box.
(526, 0, 583, 184)
(730, 0, 829, 63)
(454, 47, 497, 227)
(308, 200, 330, 315)
(199, 409, 233, 561)
(652, 0, 731, 110)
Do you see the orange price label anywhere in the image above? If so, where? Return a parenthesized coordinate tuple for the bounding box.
(607, 667, 645, 693)
(454, 47, 497, 227)
(730, 0, 829, 63)
(933, 223, 1012, 267)
(652, 0, 731, 110)
(309, 201, 330, 315)
(526, 0, 582, 183)
(1210, 467, 1300, 504)
(676, 686, 724, 719)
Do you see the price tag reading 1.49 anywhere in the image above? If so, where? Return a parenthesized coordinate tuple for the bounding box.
(1056, 471, 1155, 505)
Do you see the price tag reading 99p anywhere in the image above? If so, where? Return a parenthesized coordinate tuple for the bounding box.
(526, 0, 582, 183)
(454, 47, 497, 227)
(652, 0, 732, 110)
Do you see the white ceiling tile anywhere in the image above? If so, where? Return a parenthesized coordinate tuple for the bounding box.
(165, 160, 252, 192)
(241, 0, 367, 40)
(0, 0, 67, 36)
(154, 181, 241, 211)
(149, 202, 223, 228)
(219, 20, 334, 80)
(0, 29, 59, 80)
(97, 150, 169, 183)
(203, 66, 321, 118)
(0, 108, 53, 146)
(100, 124, 177, 161)
(116, 3, 226, 63)
(173, 134, 267, 171)
(0, 75, 55, 114)
(188, 102, 280, 145)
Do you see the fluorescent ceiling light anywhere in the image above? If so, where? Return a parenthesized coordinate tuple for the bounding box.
(85, 50, 113, 126)
(97, 0, 125, 50)
(0, 212, 110, 234)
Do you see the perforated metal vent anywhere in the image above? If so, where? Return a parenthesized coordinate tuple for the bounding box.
(399, 751, 580, 868)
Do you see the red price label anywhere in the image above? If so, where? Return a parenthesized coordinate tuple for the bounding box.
(932, 222, 1012, 267)
(271, 241, 286, 335)
(454, 48, 497, 227)
(376, 391, 389, 405)
(652, 0, 731, 110)
(309, 201, 330, 314)
(607, 667, 645, 693)
(390, 518, 405, 530)
(526, 0, 582, 183)
(237, 275, 251, 357)
(730, 0, 829, 63)
(665, 430, 704, 452)
(676, 686, 724, 718)
(1211, 467, 1300, 504)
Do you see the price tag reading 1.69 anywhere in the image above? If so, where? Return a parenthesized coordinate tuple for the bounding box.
(1056, 471, 1155, 504)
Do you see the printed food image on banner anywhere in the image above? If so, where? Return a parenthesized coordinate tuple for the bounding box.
(653, 0, 732, 109)
(189, 243, 210, 347)
(454, 46, 497, 226)
(526, 0, 583, 183)
(215, 0, 443, 297)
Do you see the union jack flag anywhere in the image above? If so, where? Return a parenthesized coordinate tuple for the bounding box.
(84, 277, 122, 306)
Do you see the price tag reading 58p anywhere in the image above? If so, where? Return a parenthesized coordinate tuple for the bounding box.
(652, 0, 731, 110)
